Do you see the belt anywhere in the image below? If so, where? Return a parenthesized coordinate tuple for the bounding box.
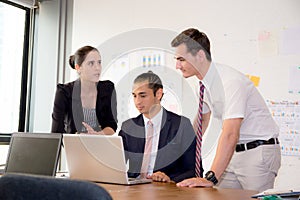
(235, 138, 279, 152)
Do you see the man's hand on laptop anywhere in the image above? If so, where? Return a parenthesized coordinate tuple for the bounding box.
(148, 171, 173, 183)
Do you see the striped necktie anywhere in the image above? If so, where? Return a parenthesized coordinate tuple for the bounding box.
(195, 81, 205, 177)
(140, 120, 154, 178)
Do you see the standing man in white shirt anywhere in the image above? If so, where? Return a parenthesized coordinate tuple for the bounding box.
(171, 28, 281, 192)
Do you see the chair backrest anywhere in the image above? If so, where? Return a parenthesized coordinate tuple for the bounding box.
(0, 174, 112, 200)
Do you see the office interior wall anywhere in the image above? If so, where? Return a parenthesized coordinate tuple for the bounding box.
(29, 0, 60, 132)
(71, 0, 300, 100)
(29, 0, 73, 132)
(70, 0, 300, 188)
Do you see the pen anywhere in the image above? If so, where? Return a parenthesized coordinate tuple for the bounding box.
(264, 190, 293, 195)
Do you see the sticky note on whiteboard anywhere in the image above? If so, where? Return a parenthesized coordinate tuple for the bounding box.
(246, 74, 260, 87)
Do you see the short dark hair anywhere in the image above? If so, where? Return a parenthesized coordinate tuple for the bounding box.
(171, 28, 212, 61)
(69, 46, 99, 69)
(134, 71, 163, 97)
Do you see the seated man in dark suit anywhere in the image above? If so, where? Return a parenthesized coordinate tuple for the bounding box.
(119, 71, 197, 183)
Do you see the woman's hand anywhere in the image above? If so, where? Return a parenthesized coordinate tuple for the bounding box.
(82, 122, 103, 135)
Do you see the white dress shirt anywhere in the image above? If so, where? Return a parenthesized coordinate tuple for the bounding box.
(142, 107, 163, 175)
(192, 62, 279, 142)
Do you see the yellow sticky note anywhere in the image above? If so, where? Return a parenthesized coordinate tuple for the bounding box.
(246, 74, 260, 87)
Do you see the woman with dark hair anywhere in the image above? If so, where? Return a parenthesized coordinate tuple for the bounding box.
(51, 45, 117, 135)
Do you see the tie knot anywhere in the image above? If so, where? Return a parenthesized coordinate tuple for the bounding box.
(199, 81, 205, 94)
(199, 81, 205, 89)
(147, 120, 153, 127)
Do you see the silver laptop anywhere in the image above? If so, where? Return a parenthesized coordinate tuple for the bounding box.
(4, 132, 62, 176)
(63, 134, 152, 185)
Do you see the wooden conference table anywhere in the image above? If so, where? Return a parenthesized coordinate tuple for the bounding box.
(98, 181, 257, 200)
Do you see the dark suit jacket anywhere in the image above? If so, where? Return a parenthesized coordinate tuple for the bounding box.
(119, 108, 198, 183)
(51, 79, 117, 134)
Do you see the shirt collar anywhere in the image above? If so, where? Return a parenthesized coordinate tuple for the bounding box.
(143, 106, 163, 126)
(202, 62, 218, 92)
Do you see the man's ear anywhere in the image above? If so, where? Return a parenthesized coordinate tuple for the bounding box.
(156, 88, 163, 101)
(196, 49, 206, 61)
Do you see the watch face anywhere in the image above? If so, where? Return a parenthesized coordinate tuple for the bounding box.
(205, 171, 218, 185)
(206, 171, 214, 179)
(207, 173, 213, 179)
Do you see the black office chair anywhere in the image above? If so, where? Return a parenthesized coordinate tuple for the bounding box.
(0, 174, 112, 200)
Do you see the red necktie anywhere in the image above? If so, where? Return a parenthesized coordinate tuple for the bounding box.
(140, 120, 154, 178)
(195, 81, 205, 177)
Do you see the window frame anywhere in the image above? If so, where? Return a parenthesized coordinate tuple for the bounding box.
(0, 0, 32, 142)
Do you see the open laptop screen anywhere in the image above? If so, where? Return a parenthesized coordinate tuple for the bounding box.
(4, 133, 62, 176)
(63, 134, 151, 185)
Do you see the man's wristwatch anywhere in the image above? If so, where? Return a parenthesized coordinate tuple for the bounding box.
(205, 171, 218, 185)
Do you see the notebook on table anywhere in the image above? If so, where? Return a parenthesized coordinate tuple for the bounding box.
(63, 134, 152, 185)
(4, 132, 62, 177)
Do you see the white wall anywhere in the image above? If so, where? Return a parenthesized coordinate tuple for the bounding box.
(70, 0, 300, 189)
(72, 0, 300, 99)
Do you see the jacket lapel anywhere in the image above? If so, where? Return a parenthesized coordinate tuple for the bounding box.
(158, 108, 171, 149)
(154, 108, 172, 170)
(72, 79, 84, 132)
